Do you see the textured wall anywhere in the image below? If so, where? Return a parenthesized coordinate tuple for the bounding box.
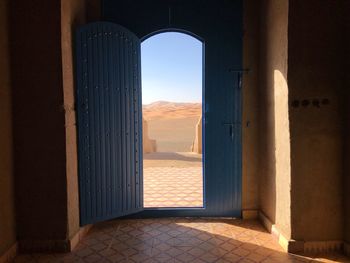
(242, 0, 260, 212)
(0, 0, 16, 256)
(61, 0, 88, 240)
(10, 0, 68, 242)
(259, 0, 291, 239)
(288, 0, 346, 241)
(346, 96, 350, 245)
(9, 0, 99, 247)
(191, 116, 202, 154)
(343, 1, 350, 245)
(143, 118, 157, 153)
(86, 0, 101, 22)
(346, 73, 350, 244)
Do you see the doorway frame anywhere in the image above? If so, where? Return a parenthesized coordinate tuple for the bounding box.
(100, 0, 243, 218)
(140, 28, 207, 213)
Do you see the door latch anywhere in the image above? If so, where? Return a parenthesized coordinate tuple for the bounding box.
(222, 122, 241, 141)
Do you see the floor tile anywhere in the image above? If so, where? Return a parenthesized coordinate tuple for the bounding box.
(14, 218, 349, 263)
(144, 166, 203, 208)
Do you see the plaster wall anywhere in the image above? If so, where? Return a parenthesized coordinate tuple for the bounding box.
(61, 0, 87, 241)
(288, 0, 346, 241)
(86, 0, 101, 22)
(346, 77, 350, 244)
(10, 0, 68, 243)
(9, 0, 100, 249)
(258, 0, 291, 239)
(143, 118, 157, 153)
(191, 116, 202, 154)
(343, 1, 350, 245)
(0, 0, 16, 256)
(241, 0, 260, 212)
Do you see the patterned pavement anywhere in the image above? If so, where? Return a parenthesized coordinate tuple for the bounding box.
(14, 218, 350, 262)
(144, 166, 203, 207)
(13, 152, 350, 262)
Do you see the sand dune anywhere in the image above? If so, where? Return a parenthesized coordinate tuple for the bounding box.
(143, 101, 202, 152)
(143, 101, 202, 121)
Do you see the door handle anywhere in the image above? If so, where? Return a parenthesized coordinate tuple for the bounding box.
(222, 122, 241, 141)
(222, 122, 234, 141)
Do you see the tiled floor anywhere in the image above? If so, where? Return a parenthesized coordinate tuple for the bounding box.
(15, 218, 350, 263)
(143, 152, 203, 208)
(143, 166, 203, 207)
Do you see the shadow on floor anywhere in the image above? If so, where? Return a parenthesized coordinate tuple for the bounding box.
(144, 152, 202, 163)
(14, 218, 350, 262)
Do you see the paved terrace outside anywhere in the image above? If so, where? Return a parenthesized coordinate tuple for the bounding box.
(143, 152, 203, 208)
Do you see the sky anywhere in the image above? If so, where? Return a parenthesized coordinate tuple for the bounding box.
(141, 32, 203, 105)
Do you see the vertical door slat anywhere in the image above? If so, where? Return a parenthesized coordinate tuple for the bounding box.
(76, 22, 143, 225)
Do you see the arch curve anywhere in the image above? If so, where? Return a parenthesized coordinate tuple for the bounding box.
(141, 28, 204, 43)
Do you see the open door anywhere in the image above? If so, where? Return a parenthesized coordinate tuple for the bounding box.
(75, 22, 143, 225)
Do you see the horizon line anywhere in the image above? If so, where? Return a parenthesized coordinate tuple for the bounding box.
(142, 100, 202, 105)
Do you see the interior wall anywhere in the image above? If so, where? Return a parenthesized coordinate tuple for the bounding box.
(61, 0, 101, 240)
(242, 0, 260, 213)
(346, 69, 350, 246)
(288, 0, 346, 241)
(346, 94, 350, 245)
(86, 0, 101, 22)
(343, 1, 350, 246)
(61, 0, 88, 241)
(10, 0, 69, 244)
(0, 0, 17, 256)
(259, 0, 291, 239)
(8, 0, 99, 249)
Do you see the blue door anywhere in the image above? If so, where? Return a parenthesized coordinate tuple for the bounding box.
(77, 0, 243, 222)
(102, 0, 243, 218)
(75, 22, 143, 225)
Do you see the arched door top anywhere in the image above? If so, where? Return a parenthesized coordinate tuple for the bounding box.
(141, 28, 204, 43)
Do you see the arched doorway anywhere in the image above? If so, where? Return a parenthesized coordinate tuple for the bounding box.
(75, 4, 243, 223)
(141, 32, 204, 208)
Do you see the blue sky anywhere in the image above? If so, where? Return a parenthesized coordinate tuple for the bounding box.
(141, 32, 203, 104)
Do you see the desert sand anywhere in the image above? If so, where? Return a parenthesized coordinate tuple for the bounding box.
(142, 102, 203, 207)
(142, 101, 202, 152)
(143, 101, 202, 120)
(144, 152, 202, 168)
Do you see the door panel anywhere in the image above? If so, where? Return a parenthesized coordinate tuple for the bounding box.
(76, 22, 143, 225)
(103, 0, 243, 217)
